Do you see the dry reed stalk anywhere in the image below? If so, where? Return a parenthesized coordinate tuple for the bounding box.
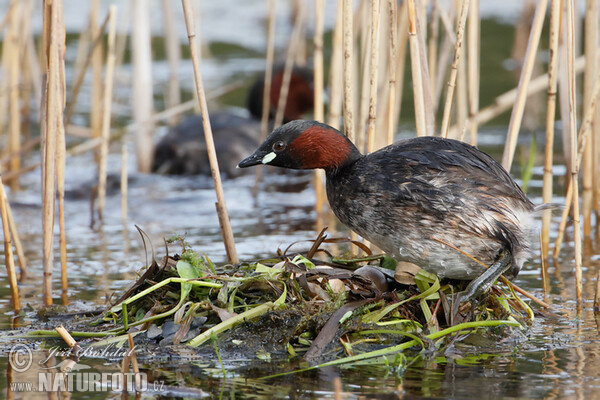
(121, 143, 128, 222)
(127, 334, 141, 391)
(7, 2, 21, 191)
(407, 0, 426, 137)
(391, 1, 408, 131)
(0, 177, 20, 312)
(540, 231, 549, 293)
(314, 0, 326, 223)
(333, 376, 342, 400)
(97, 6, 117, 222)
(358, 5, 370, 153)
(273, 2, 305, 129)
(595, 269, 600, 313)
(181, 0, 239, 264)
(0, 2, 16, 33)
(161, 0, 182, 126)
(466, 0, 479, 145)
(541, 0, 561, 262)
(456, 38, 468, 141)
(24, 22, 42, 117)
(427, 1, 439, 99)
(413, 2, 434, 136)
(90, 0, 103, 162)
(54, 0, 67, 299)
(57, 77, 68, 299)
(386, 0, 397, 145)
(582, 0, 598, 237)
(0, 7, 14, 147)
(41, 0, 65, 307)
(124, 81, 244, 133)
(439, 0, 469, 138)
(552, 77, 600, 260)
(131, 0, 154, 173)
(55, 325, 81, 351)
(500, 0, 548, 170)
(366, 0, 380, 153)
(64, 14, 109, 128)
(328, 0, 344, 130)
(342, 0, 356, 142)
(432, 2, 457, 112)
(6, 195, 27, 280)
(565, 0, 582, 306)
(469, 56, 586, 130)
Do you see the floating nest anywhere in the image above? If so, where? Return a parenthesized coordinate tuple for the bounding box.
(21, 228, 535, 371)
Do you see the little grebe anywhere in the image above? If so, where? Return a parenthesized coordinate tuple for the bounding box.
(152, 67, 314, 177)
(238, 120, 538, 301)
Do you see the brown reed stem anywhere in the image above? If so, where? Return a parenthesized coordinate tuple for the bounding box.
(440, 0, 469, 138)
(594, 269, 600, 313)
(57, 78, 67, 299)
(566, 0, 582, 306)
(5, 193, 27, 280)
(55, 325, 82, 351)
(342, 0, 355, 142)
(90, 0, 103, 162)
(542, 0, 561, 263)
(358, 4, 370, 153)
(97, 6, 117, 222)
(414, 2, 434, 136)
(41, 0, 64, 307)
(466, 0, 479, 145)
(0, 177, 20, 312)
(392, 1, 408, 131)
(432, 2, 457, 112)
(427, 1, 439, 100)
(7, 4, 20, 191)
(500, 0, 548, 170)
(131, 0, 154, 173)
(181, 0, 239, 264)
(407, 0, 426, 137)
(366, 0, 380, 153)
(553, 72, 600, 261)
(470, 56, 586, 130)
(386, 0, 397, 145)
(582, 0, 597, 237)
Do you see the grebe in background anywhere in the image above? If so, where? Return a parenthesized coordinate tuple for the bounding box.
(239, 120, 539, 303)
(152, 67, 313, 177)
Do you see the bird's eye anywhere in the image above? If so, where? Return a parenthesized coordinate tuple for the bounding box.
(272, 141, 286, 152)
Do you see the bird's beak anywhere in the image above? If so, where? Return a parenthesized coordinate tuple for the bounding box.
(237, 151, 266, 168)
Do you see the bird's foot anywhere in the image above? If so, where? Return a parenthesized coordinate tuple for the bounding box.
(451, 250, 513, 324)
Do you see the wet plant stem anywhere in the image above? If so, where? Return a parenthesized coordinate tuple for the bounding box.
(0, 177, 20, 312)
(181, 0, 239, 264)
(541, 0, 561, 261)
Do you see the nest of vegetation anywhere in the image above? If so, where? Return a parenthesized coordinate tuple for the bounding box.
(26, 228, 534, 371)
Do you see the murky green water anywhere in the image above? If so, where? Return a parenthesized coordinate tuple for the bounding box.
(1, 1, 600, 398)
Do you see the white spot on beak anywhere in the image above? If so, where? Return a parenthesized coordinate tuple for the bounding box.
(262, 152, 276, 164)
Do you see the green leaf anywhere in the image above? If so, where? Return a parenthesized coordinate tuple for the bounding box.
(177, 260, 199, 299)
